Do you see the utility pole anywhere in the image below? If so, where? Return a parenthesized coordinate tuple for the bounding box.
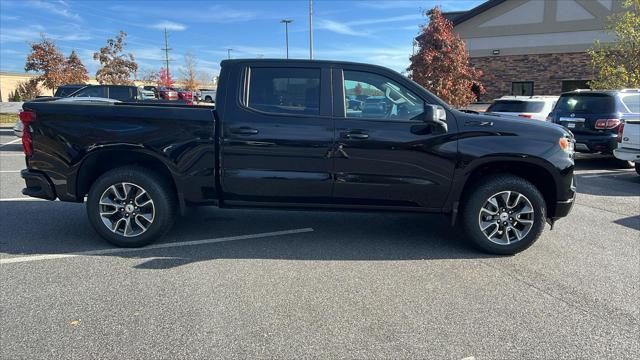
(309, 0, 313, 59)
(280, 19, 293, 59)
(161, 28, 172, 75)
(227, 48, 233, 60)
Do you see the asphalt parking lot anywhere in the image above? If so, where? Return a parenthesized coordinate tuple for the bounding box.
(1, 127, 638, 359)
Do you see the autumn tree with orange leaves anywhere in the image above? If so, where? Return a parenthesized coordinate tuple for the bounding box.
(408, 7, 484, 107)
(94, 31, 138, 85)
(64, 50, 89, 84)
(25, 35, 67, 94)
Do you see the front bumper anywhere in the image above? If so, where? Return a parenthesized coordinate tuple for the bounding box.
(551, 175, 576, 219)
(21, 169, 56, 200)
(573, 133, 618, 153)
(613, 147, 640, 162)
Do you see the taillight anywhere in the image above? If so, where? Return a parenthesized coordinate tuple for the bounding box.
(594, 118, 621, 129)
(19, 110, 36, 156)
(617, 122, 625, 143)
(518, 114, 533, 119)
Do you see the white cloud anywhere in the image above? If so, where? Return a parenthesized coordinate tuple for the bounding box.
(350, 13, 424, 26)
(316, 20, 367, 37)
(149, 21, 187, 31)
(28, 0, 82, 21)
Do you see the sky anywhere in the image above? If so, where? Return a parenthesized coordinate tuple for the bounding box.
(0, 0, 483, 79)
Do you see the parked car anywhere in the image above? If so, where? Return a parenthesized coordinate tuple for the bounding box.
(614, 113, 640, 175)
(548, 89, 639, 168)
(157, 87, 178, 100)
(69, 85, 142, 102)
(361, 96, 389, 118)
(140, 87, 156, 99)
(142, 86, 159, 98)
(54, 84, 87, 97)
(19, 58, 576, 255)
(200, 88, 216, 103)
(345, 96, 363, 111)
(174, 88, 194, 101)
(486, 96, 558, 121)
(12, 120, 22, 138)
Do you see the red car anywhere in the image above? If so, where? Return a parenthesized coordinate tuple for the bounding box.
(174, 88, 194, 100)
(157, 87, 178, 100)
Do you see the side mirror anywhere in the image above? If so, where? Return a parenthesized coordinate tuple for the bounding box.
(423, 104, 448, 132)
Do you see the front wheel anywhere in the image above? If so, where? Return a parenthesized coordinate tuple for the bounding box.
(86, 167, 176, 247)
(461, 175, 547, 255)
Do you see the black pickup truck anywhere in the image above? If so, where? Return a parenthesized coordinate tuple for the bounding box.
(19, 59, 576, 255)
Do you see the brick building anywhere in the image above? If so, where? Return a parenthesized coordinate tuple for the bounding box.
(443, 0, 624, 101)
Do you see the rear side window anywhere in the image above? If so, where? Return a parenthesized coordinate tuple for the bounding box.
(247, 67, 320, 115)
(109, 87, 133, 101)
(487, 100, 545, 113)
(72, 86, 106, 98)
(56, 86, 82, 97)
(621, 94, 640, 113)
(554, 94, 615, 114)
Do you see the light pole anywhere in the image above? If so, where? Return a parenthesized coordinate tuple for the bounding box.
(309, 0, 313, 59)
(227, 48, 233, 59)
(280, 19, 293, 59)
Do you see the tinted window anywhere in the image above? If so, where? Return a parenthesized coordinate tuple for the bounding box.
(72, 86, 106, 98)
(343, 70, 423, 120)
(487, 100, 545, 113)
(621, 94, 640, 113)
(109, 87, 134, 101)
(554, 94, 615, 114)
(55, 86, 83, 97)
(248, 67, 320, 115)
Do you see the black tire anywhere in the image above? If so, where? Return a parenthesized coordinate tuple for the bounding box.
(205, 96, 213, 103)
(86, 166, 176, 247)
(635, 162, 640, 176)
(612, 158, 634, 169)
(461, 174, 547, 255)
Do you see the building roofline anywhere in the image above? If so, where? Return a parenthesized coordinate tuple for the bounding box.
(449, 0, 507, 26)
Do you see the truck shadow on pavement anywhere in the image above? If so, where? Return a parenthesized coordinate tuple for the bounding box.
(1, 200, 498, 269)
(574, 157, 640, 197)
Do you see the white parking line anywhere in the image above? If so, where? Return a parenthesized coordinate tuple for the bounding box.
(0, 228, 315, 265)
(0, 170, 21, 173)
(0, 197, 44, 201)
(0, 138, 21, 147)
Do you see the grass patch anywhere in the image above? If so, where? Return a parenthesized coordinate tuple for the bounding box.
(0, 113, 18, 125)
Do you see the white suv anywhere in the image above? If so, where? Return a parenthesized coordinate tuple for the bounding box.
(486, 96, 558, 121)
(614, 113, 640, 175)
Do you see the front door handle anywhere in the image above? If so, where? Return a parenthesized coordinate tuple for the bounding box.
(343, 132, 369, 140)
(230, 127, 259, 135)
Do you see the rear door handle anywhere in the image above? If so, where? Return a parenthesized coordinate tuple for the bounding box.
(343, 132, 369, 140)
(230, 127, 259, 135)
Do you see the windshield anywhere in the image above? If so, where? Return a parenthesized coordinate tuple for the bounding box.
(487, 100, 545, 113)
(554, 94, 615, 114)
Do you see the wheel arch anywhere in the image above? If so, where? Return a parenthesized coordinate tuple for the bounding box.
(76, 148, 181, 209)
(453, 157, 560, 220)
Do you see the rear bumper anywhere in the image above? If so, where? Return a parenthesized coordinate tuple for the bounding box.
(21, 169, 56, 200)
(613, 147, 640, 162)
(573, 133, 618, 153)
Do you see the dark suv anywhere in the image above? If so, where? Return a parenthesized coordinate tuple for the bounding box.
(548, 89, 639, 167)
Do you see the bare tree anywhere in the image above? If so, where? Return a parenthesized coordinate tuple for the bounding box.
(138, 67, 159, 84)
(93, 31, 138, 85)
(180, 53, 199, 90)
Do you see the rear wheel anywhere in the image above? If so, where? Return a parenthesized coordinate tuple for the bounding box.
(205, 96, 213, 103)
(635, 162, 640, 176)
(461, 175, 546, 255)
(86, 167, 176, 247)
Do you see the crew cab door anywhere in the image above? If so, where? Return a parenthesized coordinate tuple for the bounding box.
(331, 67, 457, 209)
(220, 64, 334, 204)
